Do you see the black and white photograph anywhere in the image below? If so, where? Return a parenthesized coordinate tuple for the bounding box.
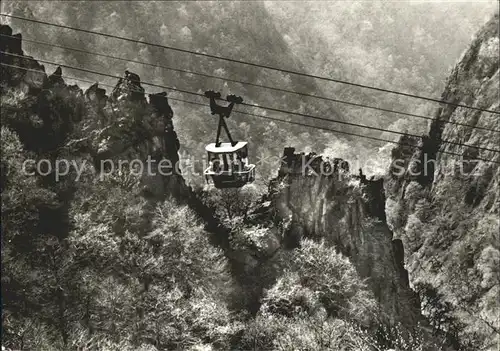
(0, 1, 499, 350)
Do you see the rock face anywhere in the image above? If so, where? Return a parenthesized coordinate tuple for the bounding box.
(0, 24, 185, 199)
(386, 14, 499, 350)
(269, 148, 421, 328)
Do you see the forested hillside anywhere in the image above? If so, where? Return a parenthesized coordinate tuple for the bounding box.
(0, 23, 419, 350)
(1, 2, 499, 350)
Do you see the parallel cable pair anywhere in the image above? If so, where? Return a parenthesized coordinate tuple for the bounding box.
(1, 13, 499, 116)
(1, 33, 497, 133)
(2, 51, 499, 154)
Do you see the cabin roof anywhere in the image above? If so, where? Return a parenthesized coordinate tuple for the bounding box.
(205, 142, 247, 153)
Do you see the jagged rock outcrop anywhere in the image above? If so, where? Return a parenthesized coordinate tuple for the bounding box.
(0, 25, 45, 94)
(0, 24, 185, 199)
(268, 148, 421, 328)
(46, 66, 65, 87)
(386, 14, 499, 350)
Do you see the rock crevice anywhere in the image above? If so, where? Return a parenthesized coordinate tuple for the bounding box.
(269, 148, 421, 327)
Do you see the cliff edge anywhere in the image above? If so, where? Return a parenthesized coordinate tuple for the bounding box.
(269, 149, 422, 330)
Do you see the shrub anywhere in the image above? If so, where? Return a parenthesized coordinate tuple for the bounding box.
(286, 239, 377, 325)
(238, 239, 380, 350)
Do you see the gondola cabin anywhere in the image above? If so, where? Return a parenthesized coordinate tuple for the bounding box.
(204, 141, 255, 188)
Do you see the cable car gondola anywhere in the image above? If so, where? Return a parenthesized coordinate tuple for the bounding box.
(203, 91, 255, 188)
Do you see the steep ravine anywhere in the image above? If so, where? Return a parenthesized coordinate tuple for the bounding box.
(2, 12, 498, 349)
(385, 13, 499, 350)
(253, 14, 499, 350)
(266, 149, 422, 329)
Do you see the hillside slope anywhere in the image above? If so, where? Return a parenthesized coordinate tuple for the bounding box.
(266, 1, 497, 131)
(241, 13, 499, 351)
(1, 23, 394, 351)
(386, 13, 499, 350)
(2, 8, 499, 351)
(2, 1, 496, 184)
(1, 24, 241, 350)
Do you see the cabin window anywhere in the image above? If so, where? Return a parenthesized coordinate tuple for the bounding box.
(208, 153, 224, 172)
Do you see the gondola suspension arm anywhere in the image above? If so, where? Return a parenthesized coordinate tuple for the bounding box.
(204, 90, 243, 147)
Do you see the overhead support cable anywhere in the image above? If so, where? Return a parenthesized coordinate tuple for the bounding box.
(2, 13, 499, 115)
(2, 52, 499, 154)
(2, 61, 499, 164)
(1, 33, 497, 132)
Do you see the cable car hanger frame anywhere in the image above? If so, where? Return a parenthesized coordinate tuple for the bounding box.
(204, 90, 243, 147)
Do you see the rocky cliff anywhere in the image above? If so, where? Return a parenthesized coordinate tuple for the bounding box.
(2, 11, 498, 349)
(268, 149, 422, 330)
(385, 14, 499, 350)
(1, 24, 185, 200)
